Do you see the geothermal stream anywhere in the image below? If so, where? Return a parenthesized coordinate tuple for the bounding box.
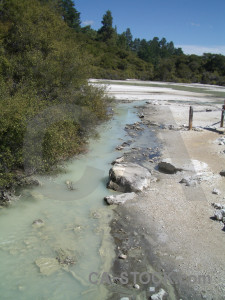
(0, 101, 160, 300)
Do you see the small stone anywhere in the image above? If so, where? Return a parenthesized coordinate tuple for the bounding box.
(133, 284, 140, 289)
(32, 219, 44, 227)
(65, 180, 75, 190)
(150, 288, 167, 300)
(212, 203, 222, 209)
(116, 146, 124, 151)
(214, 210, 223, 221)
(219, 170, 225, 177)
(212, 188, 221, 195)
(104, 192, 136, 205)
(119, 254, 127, 260)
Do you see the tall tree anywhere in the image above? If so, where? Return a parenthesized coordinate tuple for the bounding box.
(125, 28, 133, 49)
(59, 0, 80, 30)
(98, 10, 115, 42)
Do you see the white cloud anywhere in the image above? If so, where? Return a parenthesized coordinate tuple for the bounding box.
(190, 22, 200, 27)
(176, 45, 225, 56)
(82, 20, 94, 26)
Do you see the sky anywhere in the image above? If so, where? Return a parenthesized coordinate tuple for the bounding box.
(75, 0, 225, 56)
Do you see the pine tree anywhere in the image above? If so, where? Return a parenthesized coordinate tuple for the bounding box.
(59, 0, 80, 30)
(98, 10, 115, 42)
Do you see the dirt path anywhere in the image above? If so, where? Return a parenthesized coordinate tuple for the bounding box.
(107, 103, 225, 299)
(130, 102, 225, 299)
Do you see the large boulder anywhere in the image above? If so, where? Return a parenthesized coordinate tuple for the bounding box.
(104, 192, 136, 205)
(107, 163, 152, 192)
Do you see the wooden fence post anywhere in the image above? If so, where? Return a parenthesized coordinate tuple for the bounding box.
(189, 106, 193, 130)
(221, 109, 224, 128)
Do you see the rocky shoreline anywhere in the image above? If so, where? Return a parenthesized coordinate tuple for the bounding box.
(103, 98, 225, 300)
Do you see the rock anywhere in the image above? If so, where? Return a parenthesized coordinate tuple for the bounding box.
(121, 140, 132, 147)
(214, 210, 223, 221)
(32, 219, 44, 227)
(0, 191, 13, 203)
(158, 159, 182, 174)
(219, 170, 225, 177)
(112, 156, 124, 165)
(179, 177, 197, 187)
(212, 203, 223, 209)
(133, 284, 140, 289)
(56, 248, 76, 266)
(65, 181, 75, 190)
(150, 288, 167, 300)
(107, 163, 152, 192)
(118, 253, 127, 259)
(214, 209, 225, 221)
(35, 257, 60, 276)
(212, 188, 221, 195)
(104, 192, 136, 205)
(116, 145, 124, 151)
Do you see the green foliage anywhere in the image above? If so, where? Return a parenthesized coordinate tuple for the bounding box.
(98, 10, 116, 43)
(58, 0, 81, 30)
(0, 0, 109, 189)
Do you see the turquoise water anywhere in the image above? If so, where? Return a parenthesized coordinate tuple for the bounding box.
(0, 101, 146, 300)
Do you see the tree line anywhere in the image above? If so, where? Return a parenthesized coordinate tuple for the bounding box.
(77, 7, 225, 85)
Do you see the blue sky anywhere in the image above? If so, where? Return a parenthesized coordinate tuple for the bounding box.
(75, 0, 225, 55)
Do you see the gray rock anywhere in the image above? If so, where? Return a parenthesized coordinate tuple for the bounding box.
(151, 288, 167, 300)
(56, 248, 76, 266)
(212, 203, 223, 209)
(180, 177, 197, 187)
(221, 209, 225, 217)
(118, 253, 127, 259)
(104, 192, 136, 205)
(214, 210, 223, 221)
(158, 159, 182, 174)
(107, 163, 152, 192)
(65, 180, 75, 190)
(214, 209, 225, 221)
(133, 284, 140, 289)
(219, 170, 225, 177)
(112, 156, 124, 165)
(212, 188, 221, 195)
(32, 219, 44, 227)
(116, 145, 124, 151)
